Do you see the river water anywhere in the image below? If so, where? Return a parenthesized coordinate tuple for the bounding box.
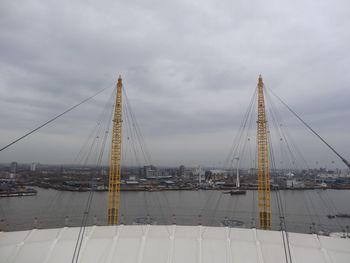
(0, 188, 349, 234)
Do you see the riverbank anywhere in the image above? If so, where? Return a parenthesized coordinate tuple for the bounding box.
(31, 184, 350, 192)
(0, 188, 37, 197)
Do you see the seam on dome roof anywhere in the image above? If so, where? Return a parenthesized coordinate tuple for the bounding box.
(2, 225, 350, 263)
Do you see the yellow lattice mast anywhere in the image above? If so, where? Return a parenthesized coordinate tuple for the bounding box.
(108, 75, 123, 225)
(257, 75, 272, 230)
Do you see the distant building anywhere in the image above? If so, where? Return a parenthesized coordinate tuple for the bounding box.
(143, 165, 158, 178)
(178, 165, 185, 177)
(286, 179, 304, 188)
(10, 162, 18, 174)
(30, 162, 37, 172)
(193, 166, 205, 185)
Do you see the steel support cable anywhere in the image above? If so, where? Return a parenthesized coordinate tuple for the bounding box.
(239, 99, 257, 170)
(229, 111, 252, 171)
(251, 189, 256, 227)
(72, 169, 96, 262)
(74, 133, 100, 175)
(266, 88, 350, 169)
(124, 95, 151, 164)
(123, 101, 141, 166)
(75, 88, 116, 165)
(302, 191, 317, 233)
(270, 132, 292, 263)
(202, 192, 224, 235)
(143, 191, 151, 223)
(266, 88, 313, 169)
(199, 190, 216, 224)
(75, 100, 114, 167)
(267, 124, 278, 228)
(323, 190, 345, 232)
(120, 190, 127, 224)
(38, 190, 61, 227)
(94, 90, 117, 166)
(248, 102, 256, 168)
(96, 105, 114, 170)
(248, 136, 254, 170)
(210, 192, 224, 226)
(0, 201, 8, 231)
(129, 102, 153, 165)
(73, 137, 99, 217)
(74, 123, 101, 165)
(131, 109, 152, 165)
(269, 106, 298, 170)
(153, 192, 171, 234)
(265, 91, 296, 169)
(232, 193, 240, 224)
(129, 103, 152, 165)
(71, 93, 115, 263)
(122, 107, 129, 166)
(236, 93, 256, 163)
(124, 95, 147, 165)
(96, 107, 114, 172)
(266, 91, 296, 171)
(224, 87, 258, 168)
(123, 88, 153, 165)
(71, 191, 94, 263)
(266, 86, 348, 231)
(160, 191, 173, 223)
(71, 136, 103, 262)
(240, 89, 258, 167)
(283, 125, 309, 169)
(224, 190, 235, 221)
(0, 86, 111, 152)
(279, 138, 285, 170)
(307, 191, 323, 232)
(275, 189, 293, 263)
(82, 136, 99, 166)
(275, 190, 288, 262)
(316, 191, 344, 232)
(121, 106, 132, 166)
(267, 121, 277, 178)
(324, 190, 342, 216)
(269, 100, 292, 168)
(269, 96, 300, 171)
(275, 112, 310, 170)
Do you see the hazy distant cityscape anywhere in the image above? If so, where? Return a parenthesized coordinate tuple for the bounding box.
(1, 161, 350, 197)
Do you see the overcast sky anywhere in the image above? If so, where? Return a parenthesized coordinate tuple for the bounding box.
(1, 0, 349, 168)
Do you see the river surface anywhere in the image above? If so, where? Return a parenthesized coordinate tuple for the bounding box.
(1, 188, 349, 234)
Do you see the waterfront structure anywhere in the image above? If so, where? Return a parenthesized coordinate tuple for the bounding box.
(144, 165, 158, 178)
(286, 179, 305, 188)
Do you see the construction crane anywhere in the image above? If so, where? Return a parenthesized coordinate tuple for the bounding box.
(107, 75, 123, 225)
(257, 75, 272, 230)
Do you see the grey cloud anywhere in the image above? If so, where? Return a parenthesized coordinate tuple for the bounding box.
(0, 0, 349, 167)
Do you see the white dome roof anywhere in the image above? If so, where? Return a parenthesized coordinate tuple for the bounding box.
(1, 225, 349, 263)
